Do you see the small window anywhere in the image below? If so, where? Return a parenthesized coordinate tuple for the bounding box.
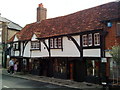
(88, 34, 92, 46)
(31, 41, 40, 50)
(54, 38, 58, 48)
(82, 35, 88, 47)
(116, 23, 120, 36)
(13, 42, 19, 50)
(50, 37, 62, 49)
(94, 33, 100, 46)
(58, 38, 62, 48)
(50, 39, 54, 48)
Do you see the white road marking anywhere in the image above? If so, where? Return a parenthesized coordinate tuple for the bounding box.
(3, 85, 9, 88)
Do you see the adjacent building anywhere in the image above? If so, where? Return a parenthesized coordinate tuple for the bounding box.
(0, 15, 22, 67)
(8, 1, 120, 84)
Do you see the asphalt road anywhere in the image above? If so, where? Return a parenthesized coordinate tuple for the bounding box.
(2, 74, 80, 90)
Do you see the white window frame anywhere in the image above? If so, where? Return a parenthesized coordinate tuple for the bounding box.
(50, 37, 62, 49)
(50, 38, 54, 48)
(88, 34, 92, 46)
(31, 41, 40, 50)
(13, 42, 19, 50)
(82, 35, 88, 47)
(94, 33, 100, 46)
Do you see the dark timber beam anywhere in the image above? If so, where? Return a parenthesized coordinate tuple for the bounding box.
(41, 39, 51, 57)
(22, 41, 29, 56)
(67, 35, 83, 58)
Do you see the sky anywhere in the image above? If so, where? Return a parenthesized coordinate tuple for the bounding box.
(0, 0, 116, 27)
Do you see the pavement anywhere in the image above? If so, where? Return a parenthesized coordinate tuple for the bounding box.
(2, 68, 103, 89)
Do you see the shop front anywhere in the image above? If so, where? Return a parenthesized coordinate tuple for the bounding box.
(53, 58, 68, 79)
(85, 58, 101, 84)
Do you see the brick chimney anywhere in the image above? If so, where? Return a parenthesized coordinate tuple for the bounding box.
(37, 3, 47, 22)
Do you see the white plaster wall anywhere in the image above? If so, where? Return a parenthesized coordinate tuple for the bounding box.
(30, 39, 49, 57)
(20, 42, 23, 56)
(15, 51, 19, 56)
(31, 34, 37, 41)
(83, 49, 101, 57)
(13, 36, 18, 42)
(23, 42, 31, 57)
(51, 36, 80, 57)
(11, 48, 14, 56)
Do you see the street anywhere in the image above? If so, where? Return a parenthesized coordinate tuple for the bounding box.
(2, 74, 80, 90)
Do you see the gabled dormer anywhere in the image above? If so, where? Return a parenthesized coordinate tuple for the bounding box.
(31, 34, 41, 50)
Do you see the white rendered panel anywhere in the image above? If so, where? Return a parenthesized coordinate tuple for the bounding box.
(83, 49, 101, 57)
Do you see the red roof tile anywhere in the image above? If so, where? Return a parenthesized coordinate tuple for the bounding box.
(9, 1, 120, 42)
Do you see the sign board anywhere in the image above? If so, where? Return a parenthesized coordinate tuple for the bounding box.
(101, 58, 107, 63)
(107, 22, 112, 27)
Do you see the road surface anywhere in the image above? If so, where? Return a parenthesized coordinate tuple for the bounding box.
(2, 74, 80, 90)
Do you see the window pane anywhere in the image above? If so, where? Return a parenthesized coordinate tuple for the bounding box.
(88, 34, 92, 46)
(50, 39, 54, 48)
(116, 23, 120, 36)
(58, 38, 62, 48)
(31, 41, 40, 49)
(82, 35, 88, 46)
(94, 33, 100, 46)
(54, 38, 58, 48)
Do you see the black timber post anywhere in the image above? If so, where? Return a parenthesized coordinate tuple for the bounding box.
(22, 41, 29, 56)
(67, 35, 83, 58)
(100, 30, 108, 84)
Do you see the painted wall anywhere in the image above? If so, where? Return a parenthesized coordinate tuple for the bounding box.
(23, 42, 31, 57)
(51, 36, 80, 57)
(83, 49, 101, 57)
(31, 39, 49, 57)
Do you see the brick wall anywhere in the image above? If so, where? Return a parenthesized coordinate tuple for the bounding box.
(105, 21, 120, 50)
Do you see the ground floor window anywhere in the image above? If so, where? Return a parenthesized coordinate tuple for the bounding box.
(109, 58, 120, 80)
(54, 58, 67, 74)
(86, 60, 99, 76)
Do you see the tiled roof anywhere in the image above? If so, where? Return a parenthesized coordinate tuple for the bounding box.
(8, 1, 120, 42)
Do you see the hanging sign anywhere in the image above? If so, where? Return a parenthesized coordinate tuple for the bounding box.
(101, 58, 107, 63)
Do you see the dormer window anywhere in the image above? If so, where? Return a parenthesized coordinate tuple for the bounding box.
(50, 37, 62, 49)
(31, 41, 40, 50)
(94, 33, 100, 46)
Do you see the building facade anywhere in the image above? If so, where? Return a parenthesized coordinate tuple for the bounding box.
(0, 15, 22, 67)
(8, 2, 120, 84)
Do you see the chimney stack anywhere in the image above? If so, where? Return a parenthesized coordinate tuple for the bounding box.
(37, 3, 47, 22)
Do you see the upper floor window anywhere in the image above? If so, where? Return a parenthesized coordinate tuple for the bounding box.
(88, 34, 92, 46)
(82, 35, 88, 47)
(13, 42, 20, 50)
(94, 33, 100, 46)
(50, 37, 62, 49)
(116, 23, 120, 36)
(31, 41, 40, 50)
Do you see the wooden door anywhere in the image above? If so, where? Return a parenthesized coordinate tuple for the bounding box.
(69, 63, 74, 80)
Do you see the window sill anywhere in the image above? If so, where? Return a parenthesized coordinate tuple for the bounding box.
(50, 48, 63, 49)
(30, 49, 41, 51)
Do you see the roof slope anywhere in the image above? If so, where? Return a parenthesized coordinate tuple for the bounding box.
(0, 16, 22, 30)
(9, 1, 120, 42)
